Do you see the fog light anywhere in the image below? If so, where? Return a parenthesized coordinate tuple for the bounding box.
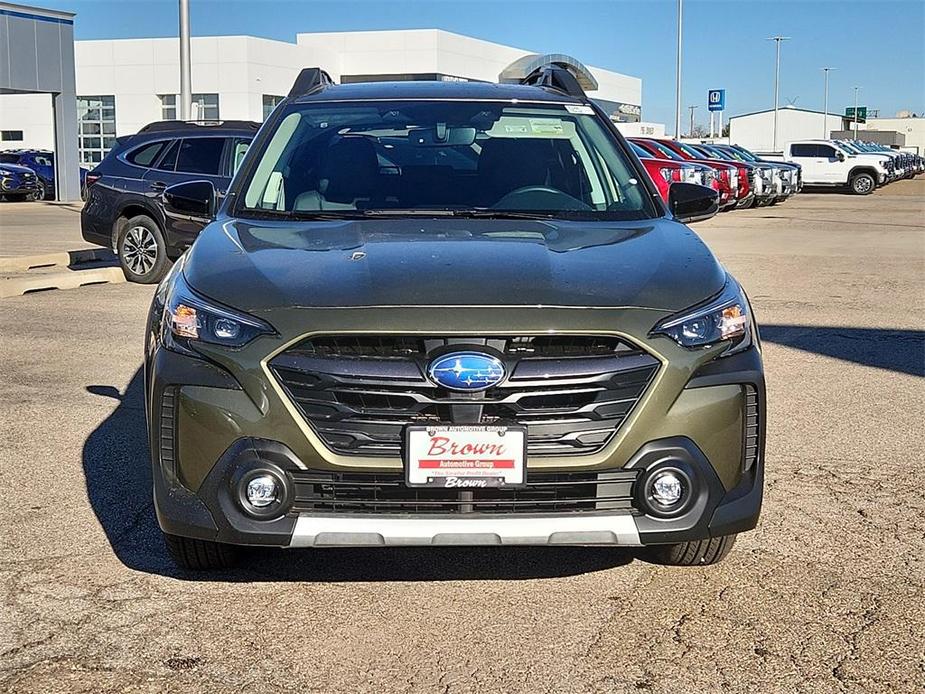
(649, 470, 683, 507)
(245, 474, 278, 508)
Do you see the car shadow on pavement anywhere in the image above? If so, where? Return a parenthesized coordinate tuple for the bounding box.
(83, 368, 635, 582)
(761, 325, 924, 377)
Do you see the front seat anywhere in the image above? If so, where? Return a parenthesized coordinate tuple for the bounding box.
(294, 137, 379, 211)
(477, 138, 554, 206)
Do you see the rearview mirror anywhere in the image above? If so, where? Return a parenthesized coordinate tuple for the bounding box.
(668, 182, 718, 224)
(410, 126, 477, 147)
(163, 180, 216, 219)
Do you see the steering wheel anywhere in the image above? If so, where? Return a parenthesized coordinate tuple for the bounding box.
(493, 185, 592, 211)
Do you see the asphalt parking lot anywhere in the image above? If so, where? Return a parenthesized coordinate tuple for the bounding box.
(1, 182, 923, 693)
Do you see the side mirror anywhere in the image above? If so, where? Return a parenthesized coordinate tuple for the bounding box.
(668, 182, 718, 224)
(836, 151, 846, 162)
(163, 180, 216, 219)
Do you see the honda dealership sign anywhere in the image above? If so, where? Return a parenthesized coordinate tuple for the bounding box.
(708, 89, 725, 112)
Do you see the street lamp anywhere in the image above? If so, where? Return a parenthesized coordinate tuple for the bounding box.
(674, 0, 683, 138)
(821, 67, 836, 138)
(853, 86, 861, 138)
(768, 35, 790, 151)
(179, 0, 192, 120)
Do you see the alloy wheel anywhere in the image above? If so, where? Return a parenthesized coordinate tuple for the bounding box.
(122, 226, 159, 275)
(854, 176, 873, 194)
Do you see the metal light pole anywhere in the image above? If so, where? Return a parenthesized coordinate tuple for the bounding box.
(688, 105, 698, 138)
(853, 86, 861, 138)
(821, 67, 835, 138)
(768, 36, 790, 151)
(674, 0, 683, 138)
(179, 0, 192, 121)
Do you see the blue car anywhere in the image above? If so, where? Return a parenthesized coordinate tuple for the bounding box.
(0, 162, 42, 201)
(0, 149, 88, 200)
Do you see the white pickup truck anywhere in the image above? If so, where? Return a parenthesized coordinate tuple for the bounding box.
(783, 140, 891, 195)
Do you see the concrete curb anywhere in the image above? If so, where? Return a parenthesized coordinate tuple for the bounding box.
(0, 266, 126, 298)
(0, 248, 114, 273)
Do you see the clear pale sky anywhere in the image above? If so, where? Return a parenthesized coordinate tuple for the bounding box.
(35, 0, 925, 127)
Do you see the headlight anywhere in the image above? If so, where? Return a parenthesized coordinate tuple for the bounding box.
(162, 265, 274, 353)
(651, 278, 752, 353)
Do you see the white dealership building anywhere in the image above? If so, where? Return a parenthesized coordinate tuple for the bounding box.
(0, 28, 643, 166)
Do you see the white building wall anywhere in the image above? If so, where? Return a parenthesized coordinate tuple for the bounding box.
(615, 121, 666, 138)
(1, 29, 641, 155)
(729, 108, 850, 152)
(866, 117, 925, 154)
(0, 92, 54, 149)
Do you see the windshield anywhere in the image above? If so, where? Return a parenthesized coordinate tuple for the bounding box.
(238, 100, 657, 221)
(730, 146, 760, 162)
(675, 142, 708, 159)
(839, 141, 862, 154)
(701, 145, 734, 161)
(0, 153, 20, 164)
(640, 139, 684, 161)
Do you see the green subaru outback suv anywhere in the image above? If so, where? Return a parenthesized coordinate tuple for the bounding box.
(146, 66, 764, 570)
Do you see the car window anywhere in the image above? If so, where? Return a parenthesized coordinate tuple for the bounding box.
(817, 145, 837, 158)
(239, 101, 656, 221)
(154, 140, 180, 171)
(176, 137, 225, 175)
(230, 138, 250, 175)
(33, 155, 53, 167)
(126, 141, 168, 167)
(790, 144, 816, 157)
(0, 153, 18, 164)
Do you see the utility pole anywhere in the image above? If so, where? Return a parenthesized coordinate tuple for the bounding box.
(821, 67, 836, 138)
(688, 105, 698, 138)
(179, 0, 192, 120)
(768, 36, 790, 151)
(674, 0, 683, 138)
(853, 86, 861, 138)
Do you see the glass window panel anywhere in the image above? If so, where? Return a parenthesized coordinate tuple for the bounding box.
(176, 137, 225, 175)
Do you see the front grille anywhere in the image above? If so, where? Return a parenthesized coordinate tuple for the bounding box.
(289, 468, 639, 515)
(270, 335, 660, 457)
(743, 385, 759, 470)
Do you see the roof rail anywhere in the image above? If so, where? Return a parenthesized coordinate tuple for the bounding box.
(138, 120, 260, 134)
(288, 67, 335, 98)
(518, 64, 588, 99)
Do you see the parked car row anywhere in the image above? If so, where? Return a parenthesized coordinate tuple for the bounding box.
(777, 139, 923, 195)
(0, 149, 90, 201)
(628, 137, 801, 210)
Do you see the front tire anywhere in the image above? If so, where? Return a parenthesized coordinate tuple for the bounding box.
(164, 532, 238, 571)
(849, 172, 875, 195)
(30, 180, 46, 201)
(642, 535, 737, 566)
(117, 214, 171, 284)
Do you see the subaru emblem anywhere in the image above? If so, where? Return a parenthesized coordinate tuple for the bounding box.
(428, 352, 506, 392)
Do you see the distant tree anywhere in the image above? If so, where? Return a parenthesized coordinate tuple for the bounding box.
(689, 124, 710, 138)
(722, 123, 730, 137)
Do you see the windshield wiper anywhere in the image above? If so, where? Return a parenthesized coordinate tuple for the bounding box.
(450, 210, 559, 220)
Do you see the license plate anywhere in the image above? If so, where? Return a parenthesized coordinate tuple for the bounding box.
(405, 425, 527, 488)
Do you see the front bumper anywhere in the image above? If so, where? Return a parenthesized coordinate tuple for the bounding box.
(149, 336, 766, 549)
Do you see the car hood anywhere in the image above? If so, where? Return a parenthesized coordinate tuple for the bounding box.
(0, 163, 34, 175)
(183, 217, 726, 315)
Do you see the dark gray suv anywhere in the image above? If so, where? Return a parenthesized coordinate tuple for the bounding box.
(80, 120, 259, 283)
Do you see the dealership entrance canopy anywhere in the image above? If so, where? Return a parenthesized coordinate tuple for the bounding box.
(0, 2, 80, 201)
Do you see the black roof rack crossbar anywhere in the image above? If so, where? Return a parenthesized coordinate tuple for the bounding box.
(519, 65, 586, 99)
(288, 67, 335, 98)
(138, 120, 260, 134)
